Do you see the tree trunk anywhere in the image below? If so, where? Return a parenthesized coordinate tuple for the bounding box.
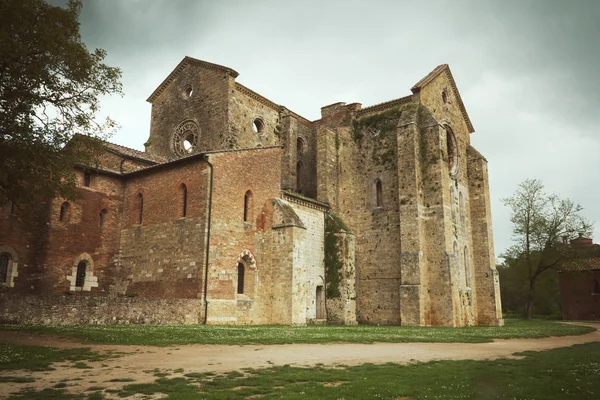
(525, 279, 535, 319)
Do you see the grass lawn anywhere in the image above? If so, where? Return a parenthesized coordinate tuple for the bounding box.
(0, 319, 595, 346)
(0, 343, 112, 372)
(5, 341, 600, 399)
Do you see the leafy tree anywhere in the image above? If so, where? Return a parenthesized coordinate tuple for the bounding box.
(498, 253, 561, 317)
(502, 179, 593, 319)
(0, 0, 122, 211)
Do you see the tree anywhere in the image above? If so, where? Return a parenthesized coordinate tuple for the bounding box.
(0, 0, 122, 211)
(502, 179, 593, 319)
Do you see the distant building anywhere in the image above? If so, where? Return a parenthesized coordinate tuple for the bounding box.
(0, 57, 503, 327)
(558, 235, 600, 320)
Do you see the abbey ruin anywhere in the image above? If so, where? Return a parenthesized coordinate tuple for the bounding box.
(0, 57, 503, 327)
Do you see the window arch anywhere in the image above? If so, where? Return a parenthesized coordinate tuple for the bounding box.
(0, 253, 9, 284)
(464, 246, 471, 288)
(296, 161, 303, 194)
(99, 209, 107, 227)
(135, 193, 143, 225)
(179, 183, 188, 218)
(75, 261, 87, 288)
(375, 179, 383, 207)
(237, 263, 245, 294)
(59, 202, 70, 222)
(0, 246, 18, 287)
(297, 136, 305, 154)
(444, 125, 458, 178)
(83, 172, 91, 187)
(459, 192, 465, 225)
(243, 190, 253, 223)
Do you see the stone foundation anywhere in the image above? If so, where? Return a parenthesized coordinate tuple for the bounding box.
(0, 293, 203, 325)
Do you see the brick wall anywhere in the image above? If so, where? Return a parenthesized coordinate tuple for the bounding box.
(559, 270, 600, 320)
(119, 158, 210, 299)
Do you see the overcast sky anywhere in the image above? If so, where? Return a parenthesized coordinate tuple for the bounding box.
(54, 0, 600, 257)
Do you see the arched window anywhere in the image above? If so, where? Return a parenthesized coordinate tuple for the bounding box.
(297, 136, 305, 154)
(99, 209, 107, 227)
(8, 200, 15, 215)
(83, 172, 91, 187)
(179, 184, 188, 218)
(59, 202, 70, 222)
(296, 161, 303, 194)
(464, 246, 471, 288)
(243, 190, 253, 223)
(75, 261, 87, 288)
(445, 126, 458, 177)
(0, 254, 9, 283)
(375, 179, 383, 207)
(459, 192, 465, 225)
(237, 263, 245, 294)
(136, 193, 143, 225)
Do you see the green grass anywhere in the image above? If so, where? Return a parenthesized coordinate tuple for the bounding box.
(0, 343, 110, 371)
(13, 342, 596, 400)
(0, 319, 594, 346)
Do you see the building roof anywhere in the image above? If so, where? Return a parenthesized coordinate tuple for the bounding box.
(559, 257, 600, 272)
(104, 142, 166, 164)
(411, 64, 475, 133)
(146, 57, 240, 103)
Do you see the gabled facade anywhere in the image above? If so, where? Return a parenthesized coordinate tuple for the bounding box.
(0, 57, 503, 327)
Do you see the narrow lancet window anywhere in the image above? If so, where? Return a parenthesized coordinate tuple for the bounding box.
(136, 193, 143, 225)
(75, 261, 86, 288)
(179, 184, 188, 217)
(243, 190, 253, 222)
(375, 179, 383, 207)
(237, 263, 245, 294)
(59, 202, 70, 222)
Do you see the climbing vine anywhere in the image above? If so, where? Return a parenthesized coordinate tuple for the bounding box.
(325, 213, 349, 298)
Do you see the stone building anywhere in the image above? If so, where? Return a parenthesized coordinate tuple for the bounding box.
(0, 57, 503, 327)
(558, 235, 600, 320)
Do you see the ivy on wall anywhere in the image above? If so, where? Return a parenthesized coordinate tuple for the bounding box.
(325, 213, 349, 298)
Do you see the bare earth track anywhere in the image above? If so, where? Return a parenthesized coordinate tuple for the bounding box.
(1, 323, 598, 398)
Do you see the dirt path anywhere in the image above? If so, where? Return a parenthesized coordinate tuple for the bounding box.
(1, 323, 599, 398)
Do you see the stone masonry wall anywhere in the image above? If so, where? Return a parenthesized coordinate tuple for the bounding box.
(0, 170, 124, 297)
(326, 231, 357, 325)
(146, 63, 231, 159)
(0, 293, 202, 325)
(119, 159, 209, 299)
(286, 196, 326, 324)
(204, 147, 282, 324)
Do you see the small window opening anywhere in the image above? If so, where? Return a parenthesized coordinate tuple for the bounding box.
(7, 200, 14, 215)
(442, 90, 448, 104)
(375, 179, 383, 207)
(0, 254, 9, 283)
(594, 279, 600, 295)
(316, 286, 325, 319)
(464, 246, 471, 288)
(136, 193, 143, 225)
(252, 119, 264, 134)
(459, 192, 465, 224)
(296, 161, 303, 194)
(83, 172, 91, 187)
(185, 86, 193, 97)
(446, 128, 457, 174)
(75, 261, 86, 288)
(59, 202, 70, 222)
(179, 184, 188, 217)
(297, 137, 305, 154)
(243, 190, 253, 222)
(183, 133, 194, 153)
(99, 209, 107, 227)
(237, 263, 245, 294)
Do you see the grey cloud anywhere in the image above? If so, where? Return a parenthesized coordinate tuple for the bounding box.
(47, 0, 600, 255)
